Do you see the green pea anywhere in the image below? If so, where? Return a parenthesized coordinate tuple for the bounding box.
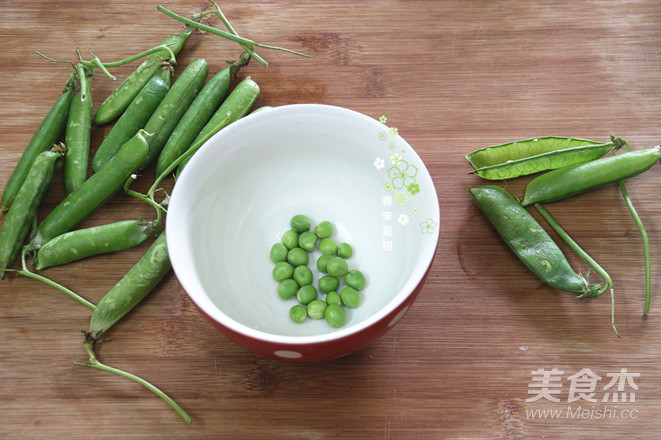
(307, 299, 327, 320)
(341, 286, 360, 308)
(326, 256, 348, 277)
(337, 242, 353, 259)
(293, 265, 313, 286)
(270, 243, 288, 263)
(277, 279, 299, 300)
(318, 275, 340, 293)
(287, 247, 309, 266)
(290, 305, 307, 323)
(281, 229, 298, 249)
(272, 262, 294, 281)
(298, 231, 317, 252)
(325, 291, 342, 306)
(325, 304, 346, 328)
(318, 237, 337, 255)
(314, 221, 333, 238)
(316, 254, 333, 273)
(296, 285, 317, 305)
(290, 214, 311, 232)
(344, 269, 366, 290)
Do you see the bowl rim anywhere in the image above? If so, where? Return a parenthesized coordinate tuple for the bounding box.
(166, 103, 440, 345)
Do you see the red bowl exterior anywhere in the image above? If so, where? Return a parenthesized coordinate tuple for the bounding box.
(186, 263, 433, 363)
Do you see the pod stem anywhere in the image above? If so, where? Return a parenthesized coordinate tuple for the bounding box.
(5, 249, 97, 310)
(616, 138, 651, 316)
(534, 203, 619, 337)
(76, 341, 191, 424)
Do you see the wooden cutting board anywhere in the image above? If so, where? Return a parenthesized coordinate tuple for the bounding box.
(1, 1, 660, 439)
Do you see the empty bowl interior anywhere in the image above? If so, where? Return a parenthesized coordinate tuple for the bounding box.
(167, 104, 439, 342)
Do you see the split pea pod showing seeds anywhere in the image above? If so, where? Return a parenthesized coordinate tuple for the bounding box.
(35, 219, 157, 270)
(465, 136, 622, 180)
(64, 68, 94, 194)
(469, 185, 602, 297)
(85, 231, 171, 342)
(92, 68, 172, 172)
(1, 83, 72, 212)
(0, 147, 63, 277)
(140, 58, 209, 170)
(29, 130, 150, 249)
(92, 27, 194, 126)
(522, 145, 661, 206)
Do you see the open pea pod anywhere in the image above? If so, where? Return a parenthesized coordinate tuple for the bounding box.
(466, 136, 623, 180)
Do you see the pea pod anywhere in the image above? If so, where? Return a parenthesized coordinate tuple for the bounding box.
(522, 145, 661, 206)
(466, 136, 622, 180)
(92, 68, 171, 171)
(85, 231, 170, 341)
(140, 58, 209, 170)
(2, 81, 73, 212)
(154, 66, 231, 177)
(29, 130, 150, 249)
(0, 147, 63, 277)
(64, 68, 94, 194)
(468, 185, 602, 297)
(177, 76, 260, 172)
(92, 27, 194, 125)
(35, 219, 158, 270)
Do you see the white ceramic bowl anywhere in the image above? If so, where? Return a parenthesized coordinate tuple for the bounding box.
(167, 104, 439, 362)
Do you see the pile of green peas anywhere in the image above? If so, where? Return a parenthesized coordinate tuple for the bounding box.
(270, 215, 367, 328)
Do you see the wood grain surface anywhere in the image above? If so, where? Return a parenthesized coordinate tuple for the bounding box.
(1, 1, 660, 439)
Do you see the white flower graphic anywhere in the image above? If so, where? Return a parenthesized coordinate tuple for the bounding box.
(397, 214, 409, 226)
(374, 157, 385, 169)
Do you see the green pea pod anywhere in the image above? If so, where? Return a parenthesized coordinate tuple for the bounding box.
(177, 76, 260, 173)
(92, 68, 172, 172)
(140, 58, 209, 170)
(522, 145, 661, 206)
(64, 70, 94, 194)
(0, 147, 63, 277)
(30, 130, 150, 249)
(469, 185, 602, 297)
(92, 27, 194, 126)
(35, 219, 157, 270)
(2, 84, 73, 212)
(465, 136, 622, 180)
(155, 66, 231, 177)
(85, 231, 170, 341)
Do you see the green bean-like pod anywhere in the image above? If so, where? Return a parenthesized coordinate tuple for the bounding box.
(0, 147, 63, 277)
(64, 67, 94, 194)
(469, 185, 602, 297)
(522, 145, 661, 206)
(85, 231, 170, 342)
(35, 219, 158, 270)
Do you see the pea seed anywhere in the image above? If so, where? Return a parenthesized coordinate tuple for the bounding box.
(293, 265, 313, 286)
(318, 237, 337, 255)
(272, 262, 294, 281)
(298, 231, 317, 252)
(340, 286, 360, 308)
(270, 243, 288, 263)
(325, 304, 346, 328)
(287, 247, 309, 266)
(344, 269, 366, 290)
(277, 279, 299, 300)
(316, 254, 333, 273)
(337, 242, 353, 258)
(326, 256, 348, 277)
(307, 299, 327, 319)
(296, 285, 317, 305)
(314, 220, 333, 238)
(318, 274, 340, 293)
(325, 291, 342, 306)
(281, 229, 298, 249)
(290, 214, 311, 232)
(290, 304, 307, 323)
